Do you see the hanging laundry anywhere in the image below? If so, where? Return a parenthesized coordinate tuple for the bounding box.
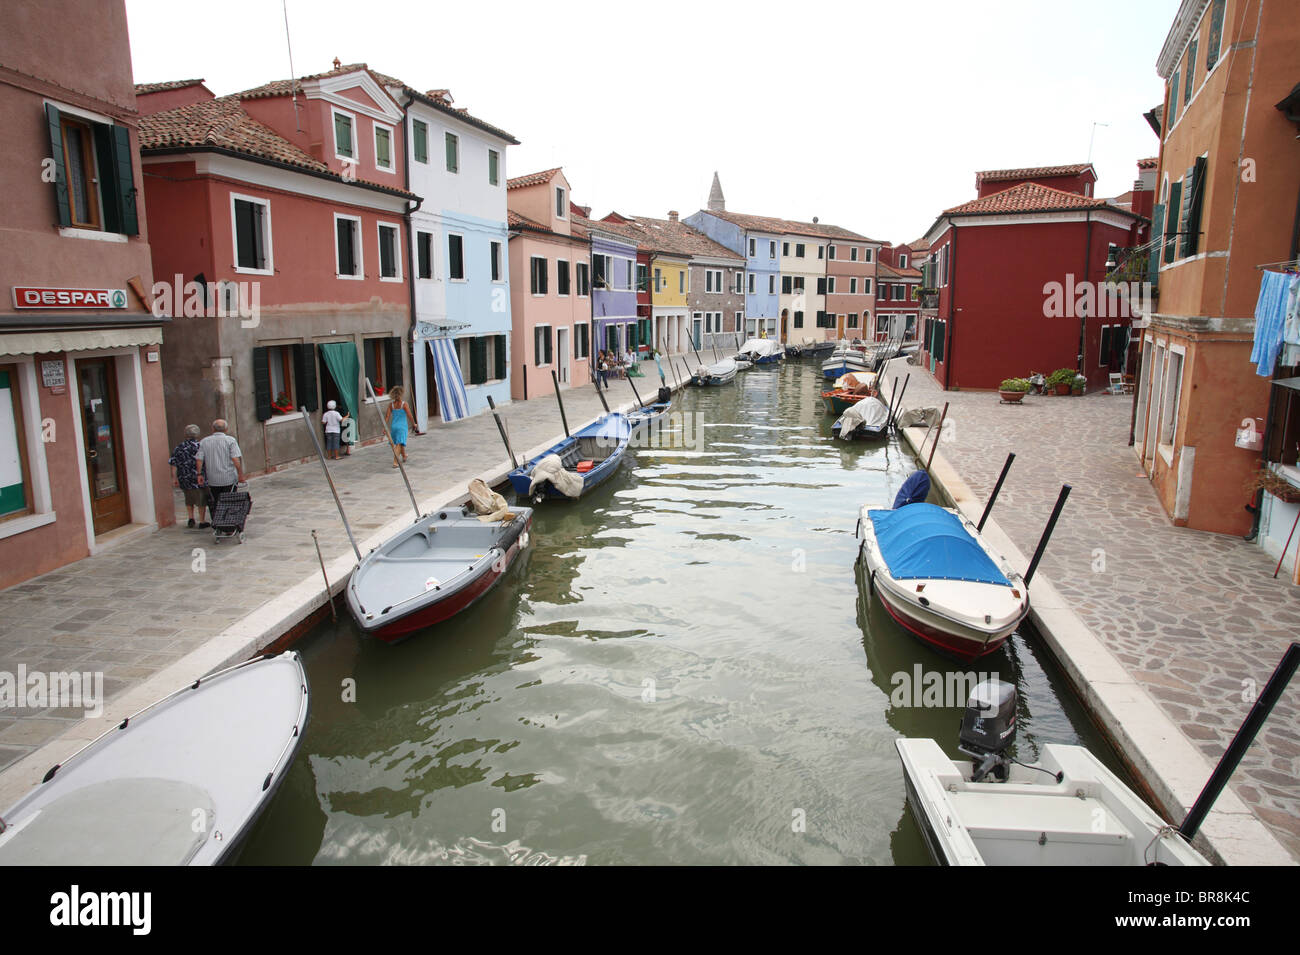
(1251, 270, 1293, 376)
(1281, 274, 1300, 369)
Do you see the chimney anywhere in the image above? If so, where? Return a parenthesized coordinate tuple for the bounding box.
(332, 57, 341, 70)
(668, 210, 679, 222)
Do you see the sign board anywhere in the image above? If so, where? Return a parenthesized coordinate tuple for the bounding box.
(13, 287, 128, 309)
(41, 360, 66, 388)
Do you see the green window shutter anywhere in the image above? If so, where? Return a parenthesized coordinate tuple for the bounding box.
(494, 335, 507, 380)
(44, 104, 71, 227)
(252, 347, 272, 421)
(445, 133, 458, 172)
(385, 336, 404, 388)
(334, 114, 352, 157)
(1148, 203, 1164, 285)
(1168, 72, 1180, 125)
(470, 336, 487, 384)
(1185, 40, 1197, 104)
(1164, 181, 1182, 263)
(112, 124, 139, 235)
(1180, 157, 1207, 258)
(413, 121, 427, 163)
(1206, 0, 1226, 72)
(293, 343, 318, 412)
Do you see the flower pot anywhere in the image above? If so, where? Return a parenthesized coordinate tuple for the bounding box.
(999, 390, 1026, 403)
(1054, 383, 1071, 395)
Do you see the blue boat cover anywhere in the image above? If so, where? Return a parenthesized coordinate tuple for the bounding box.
(866, 503, 1011, 586)
(892, 470, 931, 509)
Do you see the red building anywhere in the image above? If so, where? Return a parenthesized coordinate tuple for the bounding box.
(874, 243, 923, 345)
(918, 163, 1147, 390)
(137, 63, 417, 473)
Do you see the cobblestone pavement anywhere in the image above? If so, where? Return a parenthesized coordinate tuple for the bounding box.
(0, 362, 677, 773)
(879, 358, 1300, 861)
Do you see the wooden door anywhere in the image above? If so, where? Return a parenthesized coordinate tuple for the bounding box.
(78, 358, 130, 534)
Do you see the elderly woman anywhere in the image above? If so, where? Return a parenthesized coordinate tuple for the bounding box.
(168, 424, 207, 528)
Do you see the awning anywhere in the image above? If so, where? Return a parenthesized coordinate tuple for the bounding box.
(429, 338, 469, 422)
(1273, 376, 1300, 392)
(0, 325, 162, 356)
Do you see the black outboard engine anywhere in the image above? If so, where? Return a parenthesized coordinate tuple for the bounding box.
(958, 679, 1017, 782)
(657, 386, 672, 405)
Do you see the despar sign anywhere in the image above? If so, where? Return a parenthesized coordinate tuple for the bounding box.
(12, 287, 128, 309)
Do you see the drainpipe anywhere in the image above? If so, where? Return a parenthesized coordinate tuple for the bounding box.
(1079, 210, 1093, 372)
(944, 224, 957, 390)
(401, 92, 425, 430)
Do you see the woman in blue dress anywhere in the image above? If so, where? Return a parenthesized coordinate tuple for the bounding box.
(384, 385, 409, 468)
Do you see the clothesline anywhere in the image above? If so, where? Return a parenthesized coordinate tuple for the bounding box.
(1252, 269, 1300, 375)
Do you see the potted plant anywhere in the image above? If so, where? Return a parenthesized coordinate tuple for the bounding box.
(1046, 368, 1076, 395)
(998, 378, 1031, 403)
(1071, 374, 1086, 396)
(271, 391, 294, 416)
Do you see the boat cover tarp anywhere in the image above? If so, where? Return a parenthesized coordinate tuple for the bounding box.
(739, 338, 781, 358)
(834, 396, 890, 439)
(469, 478, 513, 522)
(529, 454, 585, 498)
(704, 357, 737, 378)
(892, 470, 931, 508)
(866, 503, 1011, 585)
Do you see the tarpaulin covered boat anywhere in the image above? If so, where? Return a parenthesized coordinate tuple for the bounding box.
(831, 395, 891, 439)
(507, 413, 631, 500)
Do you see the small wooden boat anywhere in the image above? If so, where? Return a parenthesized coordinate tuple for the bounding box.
(347, 503, 533, 642)
(821, 372, 878, 415)
(896, 680, 1208, 866)
(801, 340, 837, 359)
(692, 357, 738, 386)
(627, 400, 671, 432)
(0, 652, 309, 865)
(831, 395, 891, 439)
(507, 413, 631, 500)
(822, 343, 873, 378)
(857, 502, 1028, 661)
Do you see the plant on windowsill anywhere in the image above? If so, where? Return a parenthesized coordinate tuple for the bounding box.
(1046, 368, 1076, 395)
(272, 391, 294, 416)
(998, 378, 1031, 403)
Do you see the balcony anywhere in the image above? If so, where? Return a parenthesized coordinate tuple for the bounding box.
(1105, 242, 1159, 297)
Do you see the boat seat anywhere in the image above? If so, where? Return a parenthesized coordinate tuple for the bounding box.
(956, 791, 1132, 846)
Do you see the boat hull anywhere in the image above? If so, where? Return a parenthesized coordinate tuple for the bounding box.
(822, 355, 872, 378)
(506, 414, 631, 500)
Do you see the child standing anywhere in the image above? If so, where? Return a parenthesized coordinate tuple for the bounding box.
(385, 386, 409, 468)
(322, 400, 343, 459)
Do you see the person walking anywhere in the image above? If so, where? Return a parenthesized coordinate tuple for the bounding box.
(385, 386, 409, 468)
(168, 424, 207, 528)
(322, 400, 343, 460)
(195, 419, 246, 514)
(340, 409, 357, 456)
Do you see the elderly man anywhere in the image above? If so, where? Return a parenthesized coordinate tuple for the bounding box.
(195, 419, 246, 513)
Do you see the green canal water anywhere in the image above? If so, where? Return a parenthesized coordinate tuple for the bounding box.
(239, 359, 1125, 865)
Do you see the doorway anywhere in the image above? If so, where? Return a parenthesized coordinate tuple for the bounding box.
(78, 358, 129, 535)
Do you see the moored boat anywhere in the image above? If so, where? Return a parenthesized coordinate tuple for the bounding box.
(831, 395, 891, 439)
(822, 342, 873, 378)
(736, 338, 784, 364)
(896, 680, 1208, 866)
(856, 501, 1028, 661)
(347, 503, 533, 642)
(507, 413, 631, 501)
(692, 357, 738, 386)
(0, 651, 309, 865)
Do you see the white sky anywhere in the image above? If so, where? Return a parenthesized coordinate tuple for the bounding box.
(125, 0, 1178, 243)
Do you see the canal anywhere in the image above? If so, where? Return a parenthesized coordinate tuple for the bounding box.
(239, 358, 1126, 865)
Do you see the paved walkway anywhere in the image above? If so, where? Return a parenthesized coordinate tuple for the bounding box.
(879, 358, 1300, 862)
(0, 361, 677, 773)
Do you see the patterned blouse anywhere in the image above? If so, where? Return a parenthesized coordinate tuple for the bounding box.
(168, 439, 200, 489)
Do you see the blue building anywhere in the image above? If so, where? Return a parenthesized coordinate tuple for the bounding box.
(685, 176, 779, 339)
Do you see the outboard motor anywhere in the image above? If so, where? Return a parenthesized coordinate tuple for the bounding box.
(958, 679, 1017, 782)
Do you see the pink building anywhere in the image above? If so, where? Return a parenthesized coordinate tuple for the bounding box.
(507, 169, 592, 400)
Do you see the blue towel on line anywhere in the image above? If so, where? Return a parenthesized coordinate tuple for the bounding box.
(1251, 271, 1293, 376)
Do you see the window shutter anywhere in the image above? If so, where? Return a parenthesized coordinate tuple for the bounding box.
(1163, 182, 1181, 263)
(1180, 157, 1206, 258)
(44, 104, 71, 227)
(252, 347, 272, 421)
(546, 326, 554, 365)
(110, 123, 139, 235)
(470, 336, 488, 384)
(494, 335, 507, 380)
(293, 343, 318, 412)
(385, 336, 404, 388)
(1148, 203, 1164, 284)
(816, 277, 826, 296)
(535, 327, 544, 365)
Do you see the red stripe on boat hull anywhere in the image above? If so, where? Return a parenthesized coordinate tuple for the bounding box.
(875, 585, 1010, 664)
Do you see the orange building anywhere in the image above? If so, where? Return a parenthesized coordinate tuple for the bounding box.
(1133, 0, 1300, 550)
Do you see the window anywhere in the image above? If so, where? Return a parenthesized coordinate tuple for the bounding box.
(1179, 157, 1207, 258)
(1100, 325, 1113, 368)
(575, 323, 590, 360)
(1159, 350, 1184, 447)
(624, 260, 633, 290)
(827, 276, 836, 294)
(847, 312, 858, 328)
(877, 314, 890, 336)
(46, 106, 139, 235)
(262, 346, 296, 413)
(417, 231, 433, 279)
(592, 253, 608, 289)
(748, 238, 756, 257)
(733, 272, 743, 294)
(735, 311, 744, 331)
(363, 336, 402, 394)
(747, 273, 755, 294)
(904, 314, 916, 341)
(448, 233, 465, 280)
(530, 256, 548, 295)
(796, 243, 805, 258)
(899, 254, 908, 269)
(783, 242, 790, 256)
(0, 364, 38, 524)
(768, 275, 775, 294)
(490, 241, 502, 282)
(333, 109, 356, 160)
(892, 285, 904, 301)
(488, 149, 500, 186)
(782, 275, 792, 294)
(817, 246, 824, 260)
(793, 310, 804, 328)
(817, 277, 827, 296)
(679, 271, 686, 294)
(829, 245, 837, 260)
(879, 283, 889, 300)
(654, 267, 662, 293)
(374, 124, 393, 171)
(412, 119, 428, 164)
(1184, 39, 1197, 105)
(1206, 0, 1226, 72)
(534, 325, 553, 366)
(232, 195, 272, 273)
(864, 247, 873, 263)
(769, 241, 776, 259)
(445, 132, 459, 173)
(557, 259, 571, 296)
(576, 262, 590, 296)
(793, 276, 804, 292)
(1164, 179, 1182, 264)
(850, 247, 859, 262)
(556, 187, 566, 218)
(335, 214, 362, 278)
(637, 264, 649, 292)
(863, 278, 872, 295)
(377, 222, 400, 280)
(850, 278, 857, 294)
(1168, 71, 1180, 126)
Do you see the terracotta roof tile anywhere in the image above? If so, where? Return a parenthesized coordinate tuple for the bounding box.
(975, 163, 1094, 183)
(606, 214, 743, 261)
(877, 262, 922, 279)
(139, 95, 415, 198)
(695, 208, 876, 242)
(135, 79, 205, 95)
(237, 62, 372, 99)
(944, 181, 1123, 216)
(507, 167, 562, 189)
(508, 210, 587, 242)
(1137, 157, 1159, 169)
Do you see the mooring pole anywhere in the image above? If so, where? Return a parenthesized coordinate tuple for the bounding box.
(311, 529, 336, 621)
(522, 364, 528, 401)
(299, 407, 362, 562)
(1023, 484, 1071, 586)
(977, 452, 1016, 532)
(627, 371, 645, 408)
(485, 395, 518, 470)
(1179, 641, 1300, 841)
(551, 369, 570, 437)
(925, 401, 950, 472)
(365, 377, 420, 519)
(595, 380, 611, 413)
(884, 377, 900, 430)
(891, 374, 911, 430)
